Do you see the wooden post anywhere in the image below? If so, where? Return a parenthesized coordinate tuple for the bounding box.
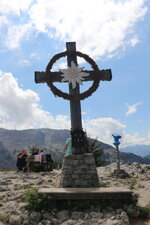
(66, 42, 83, 153)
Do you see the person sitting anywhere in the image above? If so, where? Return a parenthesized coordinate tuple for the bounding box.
(33, 149, 45, 163)
(16, 150, 29, 172)
(38, 149, 45, 156)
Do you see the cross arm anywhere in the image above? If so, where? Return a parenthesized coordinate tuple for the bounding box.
(35, 69, 112, 84)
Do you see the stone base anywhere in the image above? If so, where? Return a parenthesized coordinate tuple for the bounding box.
(60, 153, 100, 188)
(111, 169, 129, 179)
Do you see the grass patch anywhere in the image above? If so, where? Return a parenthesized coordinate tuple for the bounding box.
(0, 168, 15, 172)
(128, 176, 137, 190)
(0, 213, 10, 223)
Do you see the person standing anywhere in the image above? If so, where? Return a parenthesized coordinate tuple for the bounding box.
(64, 138, 72, 156)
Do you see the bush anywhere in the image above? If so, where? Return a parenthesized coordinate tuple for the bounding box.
(138, 204, 150, 218)
(30, 146, 39, 155)
(22, 187, 52, 211)
(84, 137, 105, 167)
(53, 158, 62, 169)
(129, 193, 139, 205)
(128, 176, 137, 190)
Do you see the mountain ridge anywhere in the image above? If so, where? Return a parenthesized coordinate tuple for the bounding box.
(0, 128, 150, 169)
(120, 145, 150, 157)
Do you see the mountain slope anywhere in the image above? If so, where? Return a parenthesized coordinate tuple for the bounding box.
(120, 145, 150, 157)
(0, 128, 150, 169)
(0, 141, 16, 169)
(0, 128, 70, 151)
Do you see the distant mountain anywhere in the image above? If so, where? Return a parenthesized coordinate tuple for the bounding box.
(144, 155, 150, 160)
(120, 145, 150, 157)
(0, 128, 70, 151)
(120, 152, 150, 164)
(0, 128, 150, 169)
(0, 141, 16, 169)
(101, 148, 150, 165)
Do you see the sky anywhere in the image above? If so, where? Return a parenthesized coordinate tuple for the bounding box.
(0, 0, 150, 148)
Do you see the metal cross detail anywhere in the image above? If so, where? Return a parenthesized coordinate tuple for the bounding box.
(35, 42, 112, 154)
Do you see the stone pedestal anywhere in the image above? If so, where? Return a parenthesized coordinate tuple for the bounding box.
(60, 153, 100, 188)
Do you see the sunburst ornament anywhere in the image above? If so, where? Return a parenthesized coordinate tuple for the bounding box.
(60, 61, 89, 89)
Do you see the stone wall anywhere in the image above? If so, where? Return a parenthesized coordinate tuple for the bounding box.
(60, 153, 100, 187)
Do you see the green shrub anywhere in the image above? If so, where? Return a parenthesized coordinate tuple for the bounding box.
(22, 187, 52, 211)
(84, 137, 105, 167)
(128, 177, 137, 190)
(138, 204, 150, 218)
(0, 213, 10, 223)
(53, 158, 62, 169)
(30, 146, 39, 155)
(129, 193, 139, 205)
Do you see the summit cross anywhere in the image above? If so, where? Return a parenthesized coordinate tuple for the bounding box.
(35, 42, 112, 154)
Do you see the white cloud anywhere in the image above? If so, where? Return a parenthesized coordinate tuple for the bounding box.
(28, 0, 147, 58)
(0, 0, 147, 57)
(0, 15, 9, 28)
(4, 23, 32, 50)
(0, 70, 70, 130)
(125, 102, 142, 116)
(30, 52, 40, 59)
(130, 37, 140, 46)
(83, 117, 150, 147)
(0, 0, 33, 15)
(0, 0, 33, 50)
(0, 70, 149, 147)
(19, 59, 30, 66)
(122, 132, 150, 147)
(83, 117, 126, 145)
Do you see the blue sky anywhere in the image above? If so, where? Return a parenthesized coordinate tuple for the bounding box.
(0, 0, 150, 147)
